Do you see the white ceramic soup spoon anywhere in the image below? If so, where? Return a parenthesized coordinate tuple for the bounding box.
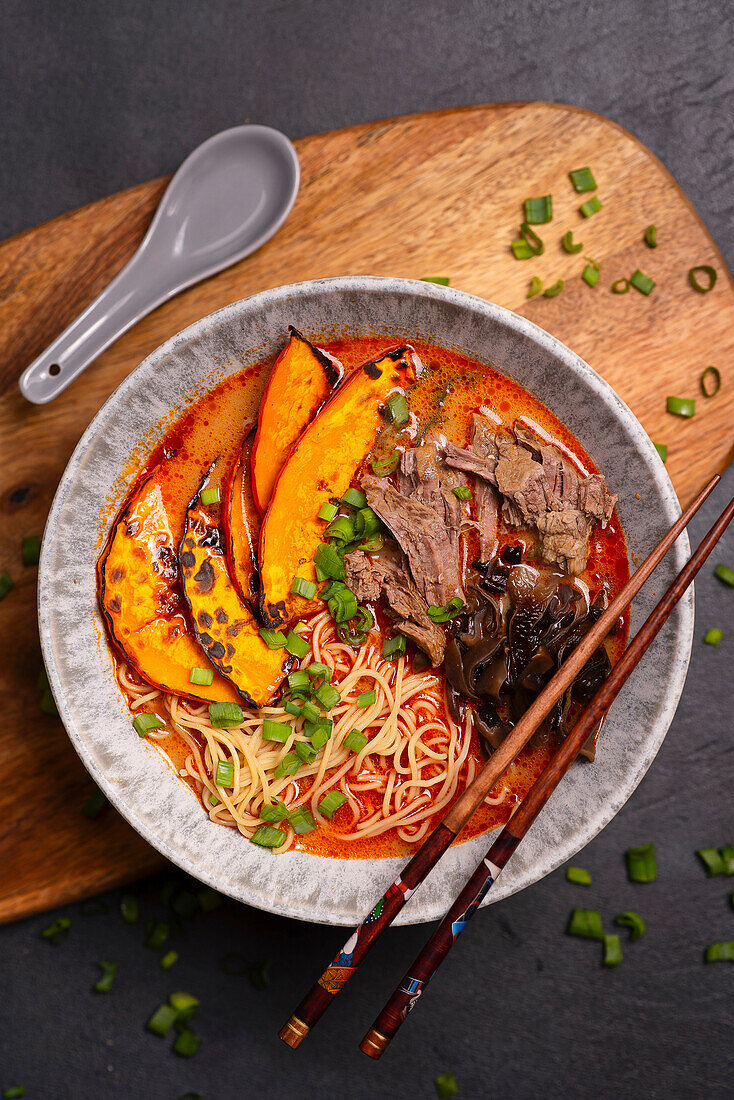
(19, 124, 300, 404)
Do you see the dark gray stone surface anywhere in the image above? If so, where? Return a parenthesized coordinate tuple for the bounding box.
(0, 2, 732, 1097)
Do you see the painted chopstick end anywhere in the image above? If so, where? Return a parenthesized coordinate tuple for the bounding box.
(279, 1014, 310, 1049)
(359, 1026, 390, 1060)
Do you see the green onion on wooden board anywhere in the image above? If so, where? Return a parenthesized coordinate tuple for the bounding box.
(630, 269, 655, 295)
(644, 225, 658, 247)
(543, 279, 564, 298)
(653, 443, 667, 462)
(0, 572, 13, 600)
(688, 265, 717, 292)
(700, 366, 721, 397)
(666, 396, 695, 418)
(579, 195, 602, 218)
(421, 277, 450, 285)
(524, 195, 553, 223)
(527, 276, 543, 297)
(582, 264, 600, 288)
(520, 222, 544, 255)
(611, 278, 630, 294)
(568, 167, 597, 192)
(562, 230, 583, 253)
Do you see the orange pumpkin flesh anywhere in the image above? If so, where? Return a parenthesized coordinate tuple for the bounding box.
(251, 327, 342, 514)
(258, 346, 417, 629)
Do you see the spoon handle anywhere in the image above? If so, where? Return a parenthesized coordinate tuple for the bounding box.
(19, 249, 177, 404)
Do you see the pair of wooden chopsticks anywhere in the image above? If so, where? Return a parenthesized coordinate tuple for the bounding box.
(279, 473, 731, 1057)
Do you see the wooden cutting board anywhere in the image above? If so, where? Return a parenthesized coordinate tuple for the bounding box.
(0, 102, 731, 925)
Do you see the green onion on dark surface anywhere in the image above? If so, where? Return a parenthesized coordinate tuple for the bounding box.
(569, 166, 597, 192)
(614, 911, 647, 940)
(700, 366, 721, 397)
(697, 848, 726, 875)
(704, 943, 734, 963)
(313, 542, 346, 580)
(189, 665, 214, 685)
(146, 920, 169, 949)
(357, 689, 377, 708)
(2, 1088, 26, 1098)
(566, 909, 604, 940)
(566, 867, 592, 885)
(291, 575, 317, 600)
(385, 392, 410, 427)
(382, 634, 407, 659)
(434, 1073, 459, 1099)
(543, 279, 564, 298)
(688, 265, 717, 293)
(173, 1029, 200, 1057)
(603, 934, 623, 967)
(511, 239, 534, 260)
(653, 443, 668, 462)
(344, 729, 369, 753)
(318, 790, 347, 819)
(274, 753, 301, 779)
(41, 917, 71, 944)
(251, 823, 286, 848)
(626, 842, 657, 882)
(528, 276, 544, 297)
(0, 572, 13, 600)
(260, 800, 290, 823)
(452, 486, 472, 500)
(524, 195, 553, 223)
(714, 564, 734, 587)
(421, 276, 450, 285)
(133, 712, 164, 737)
(342, 487, 368, 509)
(582, 264, 600, 287)
(285, 629, 309, 658)
(94, 960, 117, 993)
(612, 278, 630, 294)
(169, 992, 199, 1014)
(120, 893, 139, 923)
(160, 950, 179, 970)
(262, 719, 292, 743)
(289, 806, 316, 834)
(721, 846, 734, 874)
(215, 760, 235, 788)
(520, 222, 544, 254)
(208, 701, 244, 728)
(666, 396, 695, 418)
(579, 195, 602, 217)
(258, 628, 287, 649)
(147, 1003, 178, 1037)
(644, 224, 658, 247)
(200, 486, 220, 506)
(630, 268, 655, 295)
(562, 230, 583, 253)
(314, 682, 340, 710)
(249, 960, 273, 989)
(318, 500, 339, 522)
(21, 535, 40, 566)
(81, 788, 107, 819)
(371, 450, 400, 476)
(704, 628, 723, 646)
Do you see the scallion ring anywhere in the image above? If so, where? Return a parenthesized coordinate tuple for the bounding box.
(700, 366, 721, 397)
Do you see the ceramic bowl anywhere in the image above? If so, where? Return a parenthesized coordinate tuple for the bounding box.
(39, 277, 693, 925)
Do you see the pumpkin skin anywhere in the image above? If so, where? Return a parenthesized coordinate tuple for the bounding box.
(222, 428, 261, 608)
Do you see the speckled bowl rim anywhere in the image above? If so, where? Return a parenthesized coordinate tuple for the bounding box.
(38, 276, 693, 925)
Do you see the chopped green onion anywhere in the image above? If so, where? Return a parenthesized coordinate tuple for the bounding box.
(146, 920, 169, 949)
(0, 572, 13, 600)
(612, 278, 630, 294)
(721, 846, 734, 874)
(566, 867, 592, 885)
(287, 670, 310, 695)
(289, 805, 316, 834)
(94, 960, 117, 993)
(262, 719, 292, 743)
(342, 487, 368, 509)
(318, 501, 339, 522)
(260, 800, 290, 823)
(319, 579, 346, 601)
(274, 752, 301, 779)
(382, 634, 407, 660)
(200, 486, 220, 506)
(307, 661, 332, 681)
(434, 1073, 459, 1100)
(520, 222, 544, 255)
(714, 564, 734, 587)
(2, 1089, 26, 1098)
(689, 265, 717, 293)
(169, 991, 199, 1014)
(324, 515, 357, 543)
(524, 195, 553, 224)
(569, 166, 597, 192)
(208, 793, 220, 806)
(249, 959, 272, 989)
(307, 722, 332, 750)
(705, 942, 734, 963)
(654, 443, 667, 462)
(313, 542, 346, 580)
(700, 366, 721, 397)
(251, 824, 286, 848)
(603, 933, 623, 967)
(314, 682, 341, 710)
(147, 1003, 178, 1037)
(160, 950, 179, 970)
(359, 533, 385, 553)
(344, 729, 369, 753)
(644, 224, 658, 247)
(173, 1029, 200, 1057)
(666, 396, 695, 418)
(354, 507, 381, 538)
(41, 917, 71, 944)
(284, 700, 302, 717)
(315, 562, 328, 582)
(511, 239, 534, 260)
(704, 628, 723, 646)
(566, 909, 604, 940)
(215, 760, 235, 788)
(318, 790, 348, 819)
(371, 450, 400, 476)
(422, 276, 450, 285)
(427, 596, 464, 622)
(285, 629, 309, 659)
(120, 893, 139, 923)
(357, 689, 377, 708)
(543, 279, 564, 298)
(582, 264, 600, 288)
(615, 911, 647, 941)
(562, 230, 583, 253)
(295, 740, 317, 764)
(208, 701, 244, 728)
(625, 842, 657, 882)
(697, 847, 726, 875)
(528, 276, 544, 297)
(81, 788, 107, 819)
(189, 665, 214, 686)
(579, 195, 602, 218)
(291, 575, 317, 600)
(301, 699, 321, 723)
(452, 486, 472, 500)
(328, 587, 358, 623)
(630, 269, 655, 295)
(385, 392, 410, 427)
(133, 712, 164, 737)
(258, 628, 287, 649)
(21, 535, 40, 566)
(172, 890, 198, 919)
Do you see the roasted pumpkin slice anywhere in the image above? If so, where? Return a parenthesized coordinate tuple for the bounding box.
(99, 467, 241, 705)
(259, 346, 418, 628)
(222, 428, 261, 607)
(251, 327, 342, 513)
(180, 457, 290, 707)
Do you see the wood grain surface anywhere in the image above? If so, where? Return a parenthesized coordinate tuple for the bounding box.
(0, 102, 731, 925)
